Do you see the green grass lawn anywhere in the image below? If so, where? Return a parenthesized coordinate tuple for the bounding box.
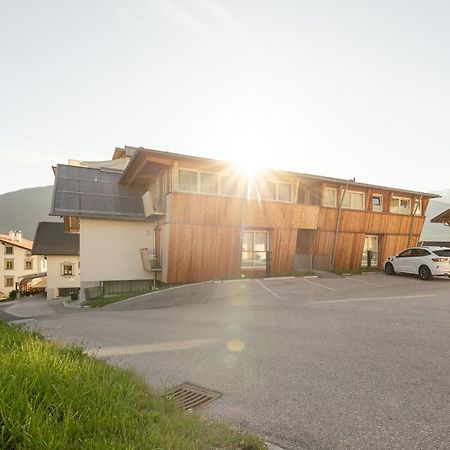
(0, 321, 266, 450)
(86, 292, 146, 308)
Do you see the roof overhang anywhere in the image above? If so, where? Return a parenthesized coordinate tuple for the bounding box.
(430, 208, 450, 225)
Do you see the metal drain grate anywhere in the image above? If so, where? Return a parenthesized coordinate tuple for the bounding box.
(166, 383, 222, 410)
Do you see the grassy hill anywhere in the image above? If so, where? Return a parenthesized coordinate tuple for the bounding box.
(0, 186, 60, 240)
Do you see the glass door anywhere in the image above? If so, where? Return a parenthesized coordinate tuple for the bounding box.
(361, 235, 379, 268)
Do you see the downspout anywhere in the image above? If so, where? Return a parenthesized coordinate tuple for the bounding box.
(331, 181, 350, 271)
(408, 194, 423, 246)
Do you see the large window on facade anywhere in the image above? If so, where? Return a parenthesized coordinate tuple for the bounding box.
(200, 172, 219, 194)
(24, 260, 33, 270)
(278, 183, 292, 202)
(220, 175, 239, 196)
(178, 170, 198, 192)
(323, 187, 337, 207)
(4, 259, 14, 270)
(341, 190, 365, 210)
(251, 180, 292, 202)
(390, 197, 411, 214)
(4, 276, 14, 287)
(4, 246, 13, 255)
(241, 230, 269, 269)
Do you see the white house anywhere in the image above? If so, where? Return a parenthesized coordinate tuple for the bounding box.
(0, 231, 47, 297)
(31, 222, 80, 300)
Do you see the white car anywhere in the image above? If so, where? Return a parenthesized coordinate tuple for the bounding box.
(384, 246, 450, 280)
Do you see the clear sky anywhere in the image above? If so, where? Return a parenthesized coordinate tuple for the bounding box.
(1, 0, 449, 195)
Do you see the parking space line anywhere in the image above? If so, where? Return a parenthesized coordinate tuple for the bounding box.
(254, 279, 282, 299)
(303, 279, 337, 291)
(311, 293, 438, 305)
(343, 276, 383, 287)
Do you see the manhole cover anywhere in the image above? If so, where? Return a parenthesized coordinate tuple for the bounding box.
(166, 383, 222, 410)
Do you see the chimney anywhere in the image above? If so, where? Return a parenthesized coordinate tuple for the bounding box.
(15, 231, 22, 242)
(8, 231, 15, 241)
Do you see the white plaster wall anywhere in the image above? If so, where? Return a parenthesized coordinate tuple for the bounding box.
(0, 245, 44, 296)
(79, 219, 155, 283)
(46, 255, 80, 298)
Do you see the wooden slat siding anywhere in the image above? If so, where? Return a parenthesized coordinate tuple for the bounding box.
(166, 193, 320, 283)
(271, 228, 298, 273)
(318, 208, 424, 236)
(170, 193, 319, 229)
(314, 207, 426, 270)
(168, 224, 240, 283)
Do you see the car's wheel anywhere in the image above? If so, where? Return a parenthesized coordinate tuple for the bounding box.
(385, 262, 395, 275)
(418, 265, 432, 281)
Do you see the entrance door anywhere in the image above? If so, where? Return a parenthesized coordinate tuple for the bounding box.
(361, 235, 379, 268)
(294, 229, 316, 272)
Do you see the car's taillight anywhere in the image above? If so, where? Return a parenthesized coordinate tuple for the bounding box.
(432, 258, 448, 262)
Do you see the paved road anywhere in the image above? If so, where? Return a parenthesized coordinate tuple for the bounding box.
(3, 274, 450, 450)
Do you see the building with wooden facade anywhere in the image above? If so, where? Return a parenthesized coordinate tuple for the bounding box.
(50, 147, 439, 296)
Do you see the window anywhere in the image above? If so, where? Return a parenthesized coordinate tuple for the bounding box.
(4, 276, 14, 287)
(24, 260, 33, 270)
(251, 180, 292, 202)
(398, 249, 413, 257)
(372, 195, 383, 212)
(61, 263, 74, 276)
(241, 230, 269, 268)
(4, 246, 13, 255)
(179, 169, 239, 197)
(278, 183, 292, 202)
(4, 259, 13, 270)
(413, 199, 422, 216)
(200, 172, 219, 194)
(323, 187, 337, 207)
(390, 197, 411, 214)
(252, 180, 276, 200)
(221, 175, 239, 196)
(411, 249, 430, 257)
(434, 249, 450, 257)
(178, 170, 198, 192)
(341, 190, 365, 210)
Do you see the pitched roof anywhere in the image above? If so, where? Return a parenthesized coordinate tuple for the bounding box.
(121, 147, 440, 199)
(32, 222, 79, 256)
(50, 164, 149, 221)
(430, 208, 450, 224)
(0, 234, 33, 251)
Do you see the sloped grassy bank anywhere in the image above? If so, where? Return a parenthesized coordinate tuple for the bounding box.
(0, 321, 265, 450)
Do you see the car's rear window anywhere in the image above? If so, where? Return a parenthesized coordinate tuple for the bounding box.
(433, 250, 450, 257)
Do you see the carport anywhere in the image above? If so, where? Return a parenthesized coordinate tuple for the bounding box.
(17, 272, 47, 296)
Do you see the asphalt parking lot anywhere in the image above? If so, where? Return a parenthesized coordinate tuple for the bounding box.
(3, 273, 450, 449)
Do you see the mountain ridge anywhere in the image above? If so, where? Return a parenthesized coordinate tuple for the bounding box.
(0, 185, 60, 240)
